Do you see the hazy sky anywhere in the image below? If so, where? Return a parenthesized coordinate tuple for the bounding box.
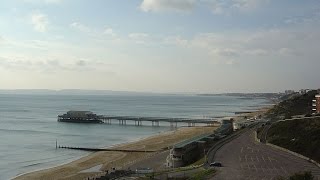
(0, 0, 319, 93)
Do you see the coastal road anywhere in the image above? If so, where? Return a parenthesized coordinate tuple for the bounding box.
(211, 130, 320, 180)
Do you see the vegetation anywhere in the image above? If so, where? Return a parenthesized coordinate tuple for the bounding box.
(188, 168, 215, 180)
(189, 157, 205, 166)
(267, 118, 320, 163)
(266, 90, 317, 119)
(277, 171, 314, 180)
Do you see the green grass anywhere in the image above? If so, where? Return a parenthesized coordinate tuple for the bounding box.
(266, 90, 317, 119)
(188, 168, 216, 180)
(189, 157, 205, 166)
(267, 118, 320, 163)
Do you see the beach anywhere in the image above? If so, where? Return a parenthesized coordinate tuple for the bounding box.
(0, 94, 271, 180)
(15, 126, 217, 180)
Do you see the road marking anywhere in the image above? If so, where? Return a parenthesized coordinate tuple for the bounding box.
(280, 166, 288, 175)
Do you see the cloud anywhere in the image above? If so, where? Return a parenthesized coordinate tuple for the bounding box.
(128, 33, 150, 44)
(210, 48, 239, 57)
(140, 0, 196, 12)
(164, 36, 189, 46)
(31, 13, 49, 32)
(70, 22, 91, 33)
(209, 0, 268, 14)
(76, 60, 86, 66)
(103, 28, 116, 37)
(162, 24, 320, 66)
(23, 0, 64, 4)
(140, 0, 268, 14)
(0, 55, 110, 73)
(232, 0, 265, 10)
(0, 36, 5, 44)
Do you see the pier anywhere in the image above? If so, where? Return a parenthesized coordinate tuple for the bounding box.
(98, 115, 220, 127)
(58, 111, 221, 127)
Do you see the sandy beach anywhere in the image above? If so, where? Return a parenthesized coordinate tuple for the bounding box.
(15, 126, 217, 180)
(14, 104, 272, 180)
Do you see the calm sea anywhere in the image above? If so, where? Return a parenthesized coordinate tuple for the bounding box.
(0, 94, 269, 179)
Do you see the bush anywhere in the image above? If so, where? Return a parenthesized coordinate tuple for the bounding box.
(289, 171, 314, 180)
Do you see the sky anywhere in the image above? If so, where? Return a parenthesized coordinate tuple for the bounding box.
(0, 0, 319, 93)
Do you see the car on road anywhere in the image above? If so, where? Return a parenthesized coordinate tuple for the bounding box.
(210, 162, 222, 167)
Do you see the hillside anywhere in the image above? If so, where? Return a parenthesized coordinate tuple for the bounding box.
(265, 90, 318, 119)
(267, 118, 320, 163)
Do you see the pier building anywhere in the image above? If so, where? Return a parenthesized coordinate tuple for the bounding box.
(58, 111, 104, 123)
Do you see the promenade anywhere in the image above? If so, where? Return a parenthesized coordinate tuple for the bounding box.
(212, 130, 320, 179)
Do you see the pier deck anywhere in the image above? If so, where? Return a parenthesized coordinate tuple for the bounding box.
(99, 115, 220, 127)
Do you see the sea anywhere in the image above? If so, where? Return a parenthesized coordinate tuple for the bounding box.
(0, 93, 270, 179)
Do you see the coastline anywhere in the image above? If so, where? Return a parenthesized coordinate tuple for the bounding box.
(13, 105, 272, 180)
(14, 126, 217, 180)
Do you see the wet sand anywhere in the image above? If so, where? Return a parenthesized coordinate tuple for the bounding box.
(15, 126, 217, 180)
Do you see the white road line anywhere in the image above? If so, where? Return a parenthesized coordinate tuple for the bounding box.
(280, 166, 288, 175)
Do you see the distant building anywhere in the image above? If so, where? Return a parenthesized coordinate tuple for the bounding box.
(285, 90, 295, 95)
(299, 89, 311, 94)
(312, 95, 320, 114)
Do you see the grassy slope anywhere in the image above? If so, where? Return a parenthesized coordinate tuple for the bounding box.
(267, 118, 320, 163)
(266, 90, 318, 119)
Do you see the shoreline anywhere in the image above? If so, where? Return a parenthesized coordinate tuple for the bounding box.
(12, 130, 170, 180)
(14, 126, 218, 180)
(12, 128, 172, 180)
(14, 105, 273, 180)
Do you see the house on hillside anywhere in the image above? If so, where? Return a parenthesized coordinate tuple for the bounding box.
(312, 95, 320, 114)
